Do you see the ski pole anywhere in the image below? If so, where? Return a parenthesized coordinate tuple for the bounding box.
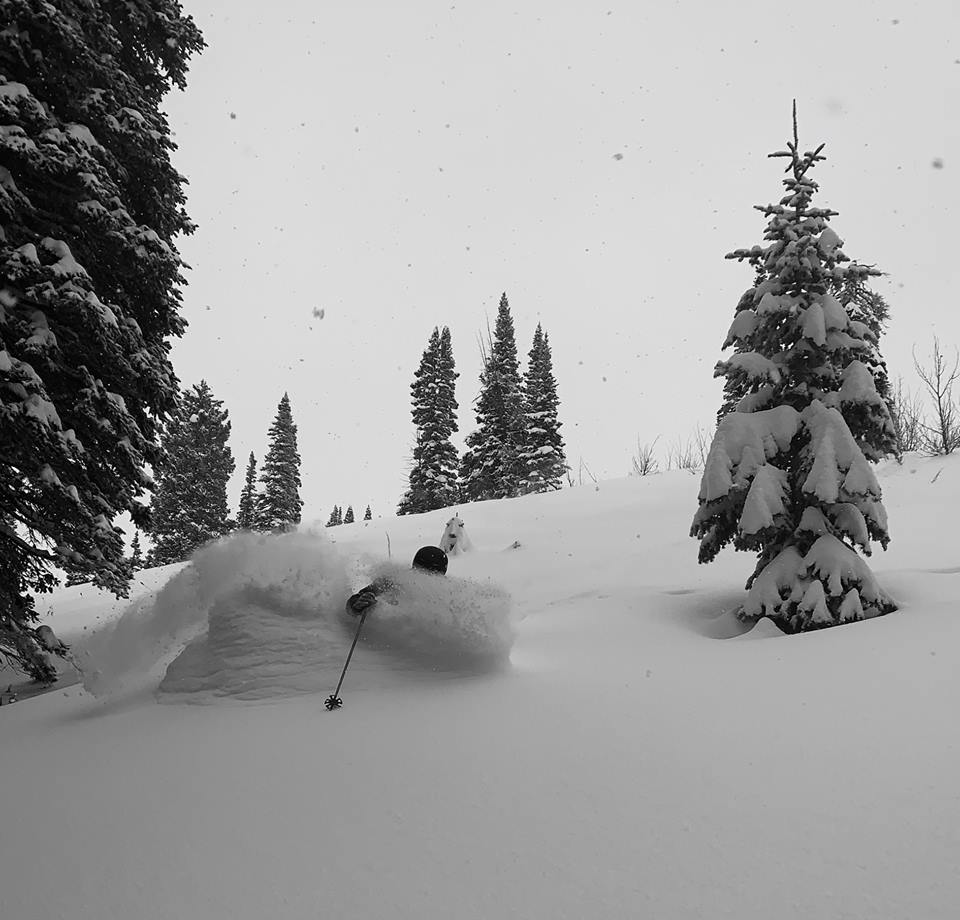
(325, 608, 369, 710)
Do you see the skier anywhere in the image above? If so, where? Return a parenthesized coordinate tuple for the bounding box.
(345, 545, 448, 616)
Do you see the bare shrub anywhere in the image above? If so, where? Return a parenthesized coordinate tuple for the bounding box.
(888, 377, 925, 458)
(630, 436, 660, 476)
(914, 337, 960, 455)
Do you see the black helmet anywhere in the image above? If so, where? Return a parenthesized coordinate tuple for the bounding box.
(412, 545, 448, 574)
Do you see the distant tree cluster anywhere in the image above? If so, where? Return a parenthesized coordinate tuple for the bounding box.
(398, 293, 567, 514)
(232, 393, 303, 534)
(325, 504, 371, 527)
(144, 389, 303, 566)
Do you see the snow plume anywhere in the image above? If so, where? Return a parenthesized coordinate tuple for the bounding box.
(78, 530, 349, 698)
(356, 561, 514, 670)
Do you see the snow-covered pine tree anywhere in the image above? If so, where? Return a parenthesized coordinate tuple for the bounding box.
(335, 505, 343, 526)
(255, 393, 303, 531)
(0, 2, 204, 680)
(325, 506, 338, 527)
(64, 569, 92, 587)
(397, 326, 461, 514)
(364, 505, 372, 520)
(129, 531, 143, 572)
(460, 293, 526, 501)
(149, 381, 235, 565)
(691, 107, 897, 633)
(518, 324, 567, 493)
(236, 452, 258, 530)
(344, 505, 355, 524)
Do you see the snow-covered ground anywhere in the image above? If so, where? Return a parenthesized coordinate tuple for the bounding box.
(2, 456, 959, 919)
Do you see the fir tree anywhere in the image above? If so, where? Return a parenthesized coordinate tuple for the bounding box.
(364, 505, 372, 520)
(691, 107, 897, 633)
(237, 452, 258, 530)
(335, 505, 343, 526)
(149, 381, 235, 565)
(460, 294, 526, 501)
(255, 393, 303, 531)
(64, 569, 92, 587)
(518, 324, 567, 493)
(325, 505, 338, 528)
(129, 532, 143, 572)
(0, 4, 204, 680)
(344, 505, 355, 524)
(397, 326, 461, 514)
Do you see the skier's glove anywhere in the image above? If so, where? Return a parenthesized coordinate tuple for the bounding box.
(348, 591, 378, 614)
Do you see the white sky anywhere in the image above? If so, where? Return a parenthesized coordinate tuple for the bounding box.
(162, 0, 960, 522)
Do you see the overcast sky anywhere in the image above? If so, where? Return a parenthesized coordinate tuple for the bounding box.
(161, 0, 960, 523)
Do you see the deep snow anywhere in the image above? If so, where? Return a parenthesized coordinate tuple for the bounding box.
(1, 457, 959, 919)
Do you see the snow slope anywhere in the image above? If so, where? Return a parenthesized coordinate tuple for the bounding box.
(1, 457, 958, 919)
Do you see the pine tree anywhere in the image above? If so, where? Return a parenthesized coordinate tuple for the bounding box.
(129, 532, 143, 572)
(364, 505, 372, 520)
(255, 393, 303, 531)
(397, 326, 461, 514)
(149, 381, 235, 565)
(237, 452, 258, 530)
(335, 505, 343, 526)
(325, 505, 338, 528)
(0, 4, 204, 680)
(64, 569, 92, 587)
(460, 294, 526, 501)
(518, 324, 567, 493)
(691, 107, 897, 633)
(344, 505, 355, 524)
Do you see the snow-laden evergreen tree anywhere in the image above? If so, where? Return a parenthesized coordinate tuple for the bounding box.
(129, 531, 143, 572)
(397, 326, 460, 514)
(325, 506, 338, 527)
(0, 2, 203, 680)
(460, 294, 526, 501)
(344, 505, 355, 524)
(236, 452, 258, 530)
(255, 393, 303, 531)
(149, 381, 235, 565)
(364, 505, 372, 520)
(691, 108, 897, 633)
(517, 324, 567, 492)
(335, 505, 343, 526)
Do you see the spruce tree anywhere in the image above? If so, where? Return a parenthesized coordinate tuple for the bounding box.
(237, 452, 258, 530)
(364, 505, 372, 520)
(325, 505, 338, 528)
(149, 381, 235, 564)
(255, 393, 303, 531)
(335, 505, 343, 526)
(129, 532, 143, 572)
(460, 294, 526, 501)
(691, 108, 897, 633)
(518, 324, 567, 493)
(397, 326, 461, 514)
(64, 569, 92, 587)
(0, 4, 204, 680)
(344, 505, 355, 524)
